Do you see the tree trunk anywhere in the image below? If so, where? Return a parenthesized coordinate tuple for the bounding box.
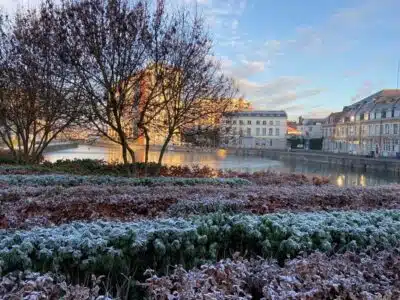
(157, 133, 173, 174)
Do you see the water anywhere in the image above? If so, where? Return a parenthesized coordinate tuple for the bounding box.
(44, 144, 400, 187)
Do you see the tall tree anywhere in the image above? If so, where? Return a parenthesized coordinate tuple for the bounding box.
(150, 8, 238, 166)
(57, 0, 165, 165)
(0, 2, 83, 163)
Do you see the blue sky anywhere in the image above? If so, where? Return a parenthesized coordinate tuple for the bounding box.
(2, 0, 400, 120)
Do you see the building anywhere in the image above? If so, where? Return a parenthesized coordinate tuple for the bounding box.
(107, 65, 181, 146)
(322, 89, 400, 156)
(297, 117, 325, 139)
(220, 110, 287, 149)
(287, 121, 302, 136)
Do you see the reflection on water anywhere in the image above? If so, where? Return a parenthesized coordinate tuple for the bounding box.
(44, 144, 400, 187)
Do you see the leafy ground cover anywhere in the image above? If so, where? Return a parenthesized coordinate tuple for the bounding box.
(0, 159, 330, 186)
(0, 174, 251, 187)
(1, 211, 399, 278)
(0, 164, 398, 299)
(1, 184, 399, 229)
(143, 249, 400, 299)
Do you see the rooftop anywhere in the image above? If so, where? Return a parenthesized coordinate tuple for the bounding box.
(224, 110, 287, 118)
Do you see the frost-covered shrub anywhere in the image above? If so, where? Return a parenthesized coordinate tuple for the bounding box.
(167, 198, 249, 216)
(0, 174, 252, 187)
(1, 210, 400, 278)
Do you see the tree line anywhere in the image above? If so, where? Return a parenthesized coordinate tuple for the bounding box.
(0, 0, 237, 166)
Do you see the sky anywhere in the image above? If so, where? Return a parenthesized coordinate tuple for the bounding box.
(2, 0, 400, 120)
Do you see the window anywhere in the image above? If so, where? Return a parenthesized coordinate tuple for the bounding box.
(232, 120, 237, 125)
(360, 114, 364, 121)
(225, 119, 231, 124)
(374, 112, 377, 119)
(380, 124, 383, 135)
(275, 121, 280, 126)
(382, 111, 387, 119)
(270, 140, 273, 146)
(261, 139, 266, 146)
(385, 124, 389, 134)
(256, 128, 260, 136)
(392, 109, 395, 118)
(239, 128, 243, 136)
(246, 128, 251, 136)
(275, 128, 280, 136)
(247, 120, 252, 125)
(255, 139, 260, 146)
(368, 125, 372, 136)
(262, 120, 267, 125)
(268, 128, 273, 136)
(256, 120, 260, 125)
(395, 124, 399, 135)
(262, 128, 267, 136)
(308, 126, 313, 132)
(269, 120, 273, 125)
(239, 120, 244, 125)
(375, 125, 379, 135)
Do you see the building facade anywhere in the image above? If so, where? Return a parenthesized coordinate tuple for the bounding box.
(220, 110, 287, 149)
(297, 118, 325, 139)
(323, 90, 400, 157)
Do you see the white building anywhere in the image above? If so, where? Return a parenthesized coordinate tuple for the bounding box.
(297, 118, 325, 139)
(220, 111, 288, 149)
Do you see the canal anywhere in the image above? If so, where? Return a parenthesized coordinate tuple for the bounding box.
(44, 144, 400, 187)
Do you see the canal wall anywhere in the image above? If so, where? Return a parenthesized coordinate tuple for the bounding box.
(229, 148, 400, 174)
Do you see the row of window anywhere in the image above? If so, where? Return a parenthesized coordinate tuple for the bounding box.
(357, 109, 399, 121)
(324, 124, 400, 137)
(325, 140, 400, 152)
(227, 127, 280, 136)
(226, 120, 281, 126)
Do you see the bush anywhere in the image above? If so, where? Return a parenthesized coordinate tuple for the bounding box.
(1, 210, 399, 279)
(0, 150, 43, 165)
(0, 174, 252, 187)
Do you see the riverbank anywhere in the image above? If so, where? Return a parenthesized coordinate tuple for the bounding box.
(230, 147, 400, 174)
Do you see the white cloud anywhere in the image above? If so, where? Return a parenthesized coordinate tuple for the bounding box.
(231, 19, 239, 30)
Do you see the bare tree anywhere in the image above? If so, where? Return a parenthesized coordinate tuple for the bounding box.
(150, 8, 238, 166)
(56, 0, 171, 165)
(0, 2, 83, 163)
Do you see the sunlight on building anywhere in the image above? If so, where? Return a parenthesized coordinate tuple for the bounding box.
(360, 175, 366, 187)
(216, 149, 227, 159)
(336, 175, 345, 187)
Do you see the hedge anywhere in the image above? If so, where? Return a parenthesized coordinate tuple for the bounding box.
(0, 174, 252, 187)
(1, 210, 399, 278)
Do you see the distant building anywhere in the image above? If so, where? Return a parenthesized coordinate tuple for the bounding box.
(297, 117, 325, 139)
(322, 89, 400, 156)
(107, 65, 181, 146)
(220, 110, 287, 149)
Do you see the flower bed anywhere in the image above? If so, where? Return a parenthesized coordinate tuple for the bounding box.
(142, 250, 400, 299)
(1, 210, 400, 280)
(0, 159, 330, 186)
(1, 184, 400, 229)
(0, 174, 251, 187)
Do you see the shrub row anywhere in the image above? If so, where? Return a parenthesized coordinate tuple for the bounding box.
(143, 250, 400, 299)
(0, 174, 251, 187)
(0, 159, 330, 185)
(1, 210, 399, 279)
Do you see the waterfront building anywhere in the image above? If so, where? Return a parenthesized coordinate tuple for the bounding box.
(297, 117, 325, 139)
(220, 110, 288, 149)
(322, 89, 400, 156)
